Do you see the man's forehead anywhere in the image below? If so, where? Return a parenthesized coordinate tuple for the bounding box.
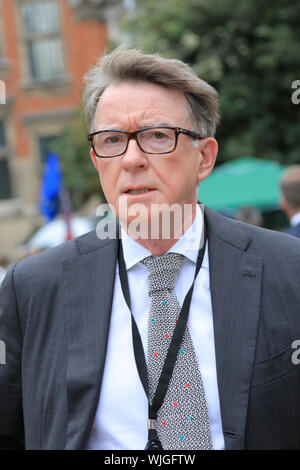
(99, 81, 187, 104)
(95, 81, 190, 126)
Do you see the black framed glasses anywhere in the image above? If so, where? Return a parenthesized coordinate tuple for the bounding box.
(87, 126, 204, 158)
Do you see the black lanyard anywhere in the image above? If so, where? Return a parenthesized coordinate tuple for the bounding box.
(117, 224, 207, 450)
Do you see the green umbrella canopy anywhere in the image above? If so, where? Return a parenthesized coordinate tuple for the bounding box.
(198, 157, 286, 212)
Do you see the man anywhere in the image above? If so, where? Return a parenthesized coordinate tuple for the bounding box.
(1, 48, 300, 450)
(280, 165, 300, 238)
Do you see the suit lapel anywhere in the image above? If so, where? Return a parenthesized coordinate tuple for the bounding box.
(62, 234, 118, 450)
(205, 208, 263, 449)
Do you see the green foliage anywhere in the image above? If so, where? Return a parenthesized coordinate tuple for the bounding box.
(53, 111, 105, 210)
(121, 0, 300, 164)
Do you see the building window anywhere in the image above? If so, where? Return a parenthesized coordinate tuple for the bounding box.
(0, 120, 12, 200)
(20, 0, 65, 81)
(39, 135, 60, 162)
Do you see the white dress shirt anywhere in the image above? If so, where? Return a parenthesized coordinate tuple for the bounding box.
(86, 206, 225, 450)
(290, 211, 300, 227)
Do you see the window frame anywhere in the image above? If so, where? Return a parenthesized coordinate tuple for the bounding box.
(19, 0, 65, 83)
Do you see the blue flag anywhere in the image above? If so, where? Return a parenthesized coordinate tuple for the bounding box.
(40, 152, 62, 221)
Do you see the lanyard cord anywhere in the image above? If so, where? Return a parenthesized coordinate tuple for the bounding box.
(117, 224, 207, 448)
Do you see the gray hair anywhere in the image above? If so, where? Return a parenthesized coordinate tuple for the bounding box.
(280, 165, 300, 209)
(83, 47, 219, 136)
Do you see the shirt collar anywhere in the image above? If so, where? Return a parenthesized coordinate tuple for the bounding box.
(120, 205, 209, 270)
(290, 211, 300, 227)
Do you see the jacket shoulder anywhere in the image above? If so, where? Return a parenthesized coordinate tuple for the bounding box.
(204, 205, 300, 257)
(11, 229, 116, 288)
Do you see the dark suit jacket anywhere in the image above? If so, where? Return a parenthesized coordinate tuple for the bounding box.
(282, 223, 300, 239)
(1, 206, 300, 450)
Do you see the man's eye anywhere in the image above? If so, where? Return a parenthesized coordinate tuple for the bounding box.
(104, 135, 121, 144)
(152, 132, 167, 140)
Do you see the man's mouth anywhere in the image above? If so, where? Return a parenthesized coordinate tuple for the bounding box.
(125, 188, 154, 194)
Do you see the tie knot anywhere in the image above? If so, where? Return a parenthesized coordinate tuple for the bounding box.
(141, 252, 184, 295)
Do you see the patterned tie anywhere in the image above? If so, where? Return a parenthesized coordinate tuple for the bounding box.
(141, 252, 213, 450)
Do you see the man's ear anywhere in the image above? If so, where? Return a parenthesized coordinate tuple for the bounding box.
(280, 197, 290, 216)
(197, 137, 218, 183)
(90, 147, 99, 171)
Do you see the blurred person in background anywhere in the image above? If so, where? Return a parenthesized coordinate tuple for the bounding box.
(280, 165, 300, 238)
(0, 48, 300, 451)
(235, 206, 263, 227)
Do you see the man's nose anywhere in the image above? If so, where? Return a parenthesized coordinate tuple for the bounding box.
(121, 138, 149, 170)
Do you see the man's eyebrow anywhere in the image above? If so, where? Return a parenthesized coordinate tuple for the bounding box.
(93, 126, 123, 132)
(142, 121, 174, 127)
(94, 122, 176, 132)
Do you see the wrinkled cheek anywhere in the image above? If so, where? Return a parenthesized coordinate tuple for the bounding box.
(98, 164, 117, 199)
